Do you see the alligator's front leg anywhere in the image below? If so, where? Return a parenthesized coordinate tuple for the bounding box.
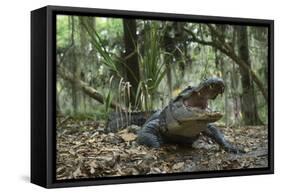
(203, 124, 244, 154)
(137, 119, 163, 148)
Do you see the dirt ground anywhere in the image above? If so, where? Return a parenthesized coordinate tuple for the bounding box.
(56, 116, 268, 180)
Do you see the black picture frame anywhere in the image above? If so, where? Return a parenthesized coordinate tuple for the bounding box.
(31, 5, 274, 188)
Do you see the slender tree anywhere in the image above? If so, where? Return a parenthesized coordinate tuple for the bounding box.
(79, 17, 88, 112)
(213, 26, 230, 126)
(123, 19, 140, 109)
(236, 26, 262, 125)
(68, 16, 80, 114)
(163, 24, 174, 96)
(229, 29, 242, 125)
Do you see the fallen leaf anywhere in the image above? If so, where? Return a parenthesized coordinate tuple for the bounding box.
(119, 133, 137, 142)
(73, 167, 81, 178)
(172, 162, 185, 170)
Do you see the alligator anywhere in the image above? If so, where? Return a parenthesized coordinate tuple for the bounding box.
(106, 78, 243, 153)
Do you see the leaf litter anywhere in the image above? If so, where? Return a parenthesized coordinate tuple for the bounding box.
(56, 116, 268, 180)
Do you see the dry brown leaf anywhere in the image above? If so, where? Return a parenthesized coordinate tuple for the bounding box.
(119, 133, 137, 142)
(172, 162, 185, 170)
(89, 160, 98, 168)
(73, 167, 82, 178)
(69, 148, 76, 155)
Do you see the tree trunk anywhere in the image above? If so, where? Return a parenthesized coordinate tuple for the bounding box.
(163, 25, 173, 97)
(123, 19, 140, 109)
(230, 29, 242, 126)
(81, 17, 97, 112)
(236, 26, 262, 125)
(79, 17, 88, 113)
(68, 16, 80, 115)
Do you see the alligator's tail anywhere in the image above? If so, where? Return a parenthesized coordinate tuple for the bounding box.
(105, 111, 156, 133)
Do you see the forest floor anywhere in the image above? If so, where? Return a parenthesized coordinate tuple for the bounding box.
(56, 116, 268, 180)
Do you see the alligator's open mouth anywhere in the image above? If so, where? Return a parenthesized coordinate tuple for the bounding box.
(183, 78, 225, 111)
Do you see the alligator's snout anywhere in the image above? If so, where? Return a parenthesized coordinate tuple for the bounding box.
(182, 78, 225, 110)
(198, 78, 225, 99)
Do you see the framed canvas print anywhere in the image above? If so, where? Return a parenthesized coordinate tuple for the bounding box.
(31, 5, 274, 188)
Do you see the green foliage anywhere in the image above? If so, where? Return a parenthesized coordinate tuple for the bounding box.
(95, 18, 123, 52)
(56, 16, 269, 126)
(57, 15, 71, 49)
(137, 21, 166, 110)
(82, 22, 119, 73)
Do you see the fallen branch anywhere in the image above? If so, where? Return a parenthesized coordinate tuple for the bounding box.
(57, 65, 126, 111)
(57, 115, 71, 129)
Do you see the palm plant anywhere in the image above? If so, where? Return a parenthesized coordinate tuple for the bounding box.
(136, 21, 166, 110)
